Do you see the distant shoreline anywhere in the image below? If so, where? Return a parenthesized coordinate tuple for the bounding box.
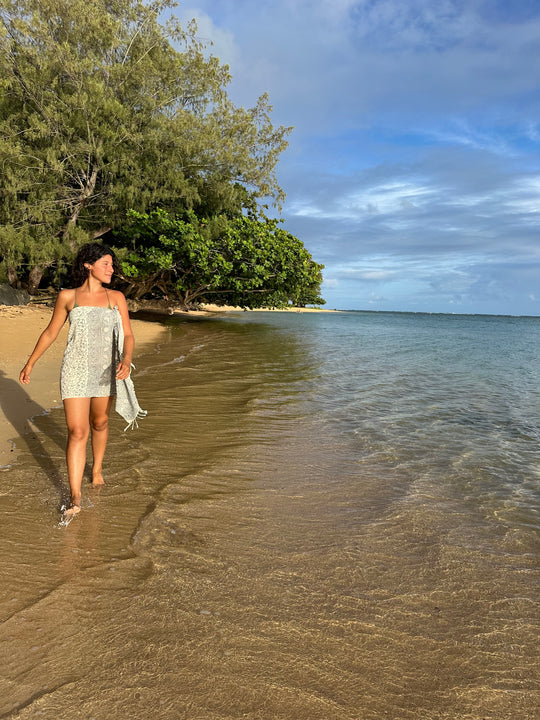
(200, 303, 339, 314)
(124, 299, 339, 318)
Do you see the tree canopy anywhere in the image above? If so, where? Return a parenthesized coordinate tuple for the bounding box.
(113, 208, 325, 309)
(0, 0, 324, 307)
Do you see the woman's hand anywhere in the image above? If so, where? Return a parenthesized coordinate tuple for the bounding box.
(19, 363, 33, 384)
(116, 359, 132, 381)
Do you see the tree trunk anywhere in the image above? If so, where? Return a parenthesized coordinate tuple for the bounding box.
(27, 266, 44, 295)
(62, 163, 99, 250)
(93, 226, 111, 239)
(7, 266, 20, 289)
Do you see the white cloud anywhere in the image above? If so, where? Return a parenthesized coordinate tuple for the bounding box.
(342, 182, 434, 216)
(356, 270, 395, 280)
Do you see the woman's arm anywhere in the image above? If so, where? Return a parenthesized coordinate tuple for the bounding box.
(113, 291, 134, 380)
(19, 290, 71, 384)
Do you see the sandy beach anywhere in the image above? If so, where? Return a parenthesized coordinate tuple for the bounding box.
(0, 303, 167, 467)
(200, 303, 337, 313)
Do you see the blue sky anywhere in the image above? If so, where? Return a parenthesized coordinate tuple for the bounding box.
(169, 1, 540, 314)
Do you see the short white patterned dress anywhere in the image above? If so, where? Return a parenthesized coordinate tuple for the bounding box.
(60, 292, 146, 429)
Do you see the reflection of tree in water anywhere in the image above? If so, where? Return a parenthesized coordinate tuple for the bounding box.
(0, 369, 66, 506)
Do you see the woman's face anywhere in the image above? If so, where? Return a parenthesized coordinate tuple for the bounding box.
(87, 254, 114, 284)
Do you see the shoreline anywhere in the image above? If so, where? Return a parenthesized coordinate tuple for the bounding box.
(0, 303, 168, 467)
(126, 299, 339, 317)
(200, 303, 338, 313)
(0, 300, 336, 467)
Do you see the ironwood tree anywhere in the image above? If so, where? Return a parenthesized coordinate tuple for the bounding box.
(0, 0, 292, 292)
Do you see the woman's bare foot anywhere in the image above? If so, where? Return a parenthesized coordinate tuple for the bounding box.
(63, 491, 82, 519)
(91, 471, 105, 486)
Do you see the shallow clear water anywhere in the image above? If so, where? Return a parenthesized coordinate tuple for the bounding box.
(0, 311, 538, 719)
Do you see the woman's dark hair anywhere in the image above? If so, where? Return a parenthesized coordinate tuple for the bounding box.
(71, 242, 118, 286)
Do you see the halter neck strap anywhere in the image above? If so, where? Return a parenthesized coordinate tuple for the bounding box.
(72, 287, 112, 309)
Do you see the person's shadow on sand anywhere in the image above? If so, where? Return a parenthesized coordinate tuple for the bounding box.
(0, 369, 66, 502)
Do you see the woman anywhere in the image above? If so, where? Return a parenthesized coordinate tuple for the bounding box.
(20, 243, 145, 519)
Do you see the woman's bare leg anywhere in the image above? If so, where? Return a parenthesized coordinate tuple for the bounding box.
(63, 397, 91, 513)
(89, 395, 113, 485)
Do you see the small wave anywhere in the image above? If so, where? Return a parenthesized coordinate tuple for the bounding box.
(135, 354, 186, 377)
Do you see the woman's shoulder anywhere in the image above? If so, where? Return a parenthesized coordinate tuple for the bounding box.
(56, 288, 76, 306)
(109, 288, 127, 303)
(109, 288, 128, 311)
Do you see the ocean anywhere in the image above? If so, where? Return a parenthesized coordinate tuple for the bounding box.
(1, 310, 538, 719)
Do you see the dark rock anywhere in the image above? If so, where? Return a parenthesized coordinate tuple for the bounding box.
(0, 283, 31, 306)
